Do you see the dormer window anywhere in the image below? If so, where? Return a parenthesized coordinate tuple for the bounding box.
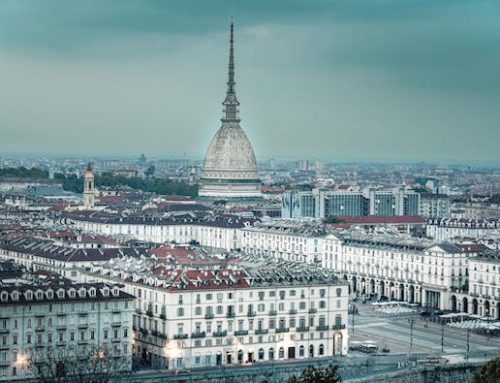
(25, 291, 33, 300)
(79, 288, 86, 298)
(57, 289, 65, 299)
(68, 289, 76, 298)
(112, 288, 119, 297)
(102, 288, 109, 297)
(89, 288, 96, 297)
(11, 291, 19, 301)
(36, 291, 43, 300)
(0, 292, 7, 302)
(46, 290, 54, 299)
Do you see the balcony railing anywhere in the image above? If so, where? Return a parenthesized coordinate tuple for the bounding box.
(226, 312, 235, 318)
(173, 334, 188, 340)
(268, 310, 277, 316)
(255, 329, 268, 335)
(234, 330, 248, 336)
(296, 326, 309, 332)
(191, 331, 206, 339)
(289, 309, 297, 315)
(316, 325, 329, 331)
(146, 310, 154, 318)
(160, 314, 167, 321)
(275, 327, 289, 333)
(205, 313, 214, 319)
(332, 324, 346, 330)
(213, 330, 227, 337)
(247, 311, 257, 317)
(308, 308, 317, 314)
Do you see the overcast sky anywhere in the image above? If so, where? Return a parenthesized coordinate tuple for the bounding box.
(0, 0, 499, 163)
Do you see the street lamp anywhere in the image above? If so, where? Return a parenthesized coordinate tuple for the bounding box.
(351, 304, 356, 333)
(408, 318, 415, 353)
(441, 321, 445, 353)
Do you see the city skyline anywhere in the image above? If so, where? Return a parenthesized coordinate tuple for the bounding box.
(1, 0, 500, 162)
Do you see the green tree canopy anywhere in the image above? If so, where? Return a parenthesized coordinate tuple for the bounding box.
(288, 363, 341, 383)
(323, 215, 344, 224)
(472, 357, 500, 383)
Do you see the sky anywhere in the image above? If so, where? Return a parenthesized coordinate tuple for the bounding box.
(0, 0, 499, 163)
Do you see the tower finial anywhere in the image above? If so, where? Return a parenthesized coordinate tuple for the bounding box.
(222, 19, 240, 123)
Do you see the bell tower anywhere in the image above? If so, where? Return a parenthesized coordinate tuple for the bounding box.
(83, 162, 95, 210)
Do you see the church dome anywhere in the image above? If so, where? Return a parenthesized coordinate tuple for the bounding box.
(202, 123, 259, 181)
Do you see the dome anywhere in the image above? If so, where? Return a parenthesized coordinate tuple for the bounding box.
(202, 123, 259, 181)
(198, 22, 261, 199)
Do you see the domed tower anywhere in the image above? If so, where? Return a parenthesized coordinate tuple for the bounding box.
(199, 22, 261, 199)
(83, 162, 95, 209)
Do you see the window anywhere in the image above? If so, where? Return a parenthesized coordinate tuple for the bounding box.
(177, 307, 184, 317)
(195, 306, 202, 315)
(336, 288, 342, 297)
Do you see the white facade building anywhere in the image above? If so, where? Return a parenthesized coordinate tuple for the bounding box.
(66, 212, 254, 251)
(0, 282, 134, 381)
(426, 218, 500, 241)
(466, 251, 500, 319)
(80, 255, 349, 370)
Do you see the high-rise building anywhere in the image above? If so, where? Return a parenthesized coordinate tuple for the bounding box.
(83, 162, 95, 210)
(199, 22, 261, 199)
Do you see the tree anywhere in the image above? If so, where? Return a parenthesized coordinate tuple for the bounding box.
(144, 165, 155, 177)
(472, 357, 500, 383)
(323, 215, 344, 224)
(27, 344, 132, 383)
(288, 363, 341, 383)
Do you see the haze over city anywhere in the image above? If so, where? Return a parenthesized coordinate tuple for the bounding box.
(1, 0, 500, 163)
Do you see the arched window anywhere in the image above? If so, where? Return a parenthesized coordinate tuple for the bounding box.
(238, 350, 243, 363)
(309, 345, 314, 358)
(258, 348, 264, 360)
(279, 347, 284, 359)
(299, 345, 305, 357)
(268, 348, 274, 360)
(319, 344, 324, 356)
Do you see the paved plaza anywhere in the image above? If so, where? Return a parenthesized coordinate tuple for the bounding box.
(349, 302, 500, 358)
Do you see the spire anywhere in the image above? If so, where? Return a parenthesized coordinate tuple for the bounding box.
(222, 20, 240, 123)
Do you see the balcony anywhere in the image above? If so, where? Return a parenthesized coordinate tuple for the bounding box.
(234, 330, 248, 336)
(78, 324, 88, 329)
(316, 325, 329, 331)
(255, 329, 268, 335)
(191, 331, 206, 339)
(268, 310, 277, 316)
(205, 313, 214, 319)
(226, 312, 235, 318)
(160, 314, 167, 321)
(483, 294, 492, 299)
(247, 311, 256, 317)
(288, 309, 297, 315)
(0, 329, 9, 335)
(308, 308, 317, 314)
(332, 324, 346, 330)
(111, 322, 121, 327)
(276, 327, 289, 333)
(213, 330, 227, 337)
(146, 310, 154, 318)
(296, 326, 309, 332)
(135, 309, 142, 315)
(173, 334, 188, 340)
